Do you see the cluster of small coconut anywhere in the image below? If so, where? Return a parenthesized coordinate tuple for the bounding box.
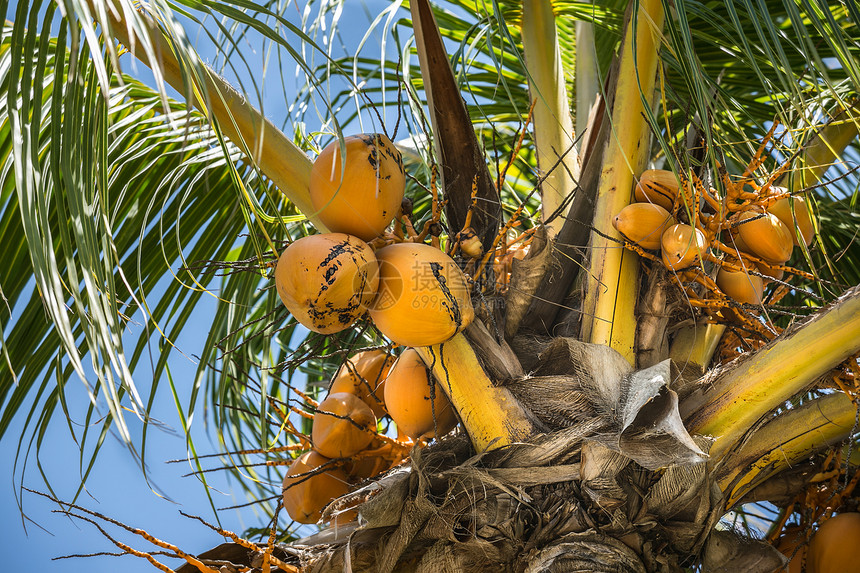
(281, 347, 458, 524)
(613, 169, 813, 306)
(275, 134, 471, 525)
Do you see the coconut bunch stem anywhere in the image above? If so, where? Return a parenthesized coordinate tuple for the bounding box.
(414, 334, 534, 452)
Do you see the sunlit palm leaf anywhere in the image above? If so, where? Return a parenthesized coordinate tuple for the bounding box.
(0, 19, 299, 507)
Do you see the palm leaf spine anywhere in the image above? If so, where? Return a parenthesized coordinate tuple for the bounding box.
(579, 0, 665, 364)
(521, 0, 578, 236)
(575, 20, 599, 151)
(415, 334, 534, 451)
(717, 391, 856, 508)
(682, 286, 860, 460)
(780, 104, 860, 191)
(91, 0, 325, 232)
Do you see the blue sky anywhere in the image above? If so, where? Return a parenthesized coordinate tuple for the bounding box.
(1, 0, 395, 569)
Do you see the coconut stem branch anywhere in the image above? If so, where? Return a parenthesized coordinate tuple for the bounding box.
(579, 0, 665, 364)
(717, 391, 858, 509)
(415, 334, 534, 451)
(88, 0, 325, 230)
(681, 285, 860, 461)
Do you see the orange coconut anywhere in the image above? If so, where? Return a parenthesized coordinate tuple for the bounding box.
(274, 233, 378, 334)
(769, 195, 815, 247)
(613, 203, 677, 250)
(716, 267, 764, 305)
(329, 350, 394, 418)
(384, 348, 458, 439)
(310, 133, 405, 241)
(282, 451, 351, 524)
(735, 209, 794, 263)
(807, 513, 860, 572)
(368, 243, 474, 347)
(775, 527, 806, 573)
(661, 224, 708, 270)
(312, 392, 377, 459)
(634, 169, 680, 211)
(343, 450, 390, 481)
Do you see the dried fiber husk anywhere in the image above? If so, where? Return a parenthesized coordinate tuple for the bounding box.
(272, 339, 730, 573)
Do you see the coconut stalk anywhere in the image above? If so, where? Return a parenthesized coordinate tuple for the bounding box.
(575, 21, 599, 151)
(521, 0, 578, 237)
(717, 391, 857, 508)
(579, 0, 665, 364)
(668, 322, 727, 375)
(87, 0, 324, 230)
(681, 286, 860, 461)
(415, 334, 534, 452)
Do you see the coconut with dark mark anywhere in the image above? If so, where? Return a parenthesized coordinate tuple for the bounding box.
(367, 242, 474, 347)
(275, 233, 379, 334)
(310, 133, 405, 241)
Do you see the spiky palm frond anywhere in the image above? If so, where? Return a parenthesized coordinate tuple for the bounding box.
(0, 16, 307, 503)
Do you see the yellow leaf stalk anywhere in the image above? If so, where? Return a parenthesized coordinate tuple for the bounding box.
(415, 334, 534, 452)
(682, 287, 860, 461)
(575, 21, 599, 151)
(521, 0, 579, 236)
(579, 0, 666, 364)
(717, 392, 857, 508)
(780, 105, 860, 191)
(668, 323, 726, 375)
(89, 0, 325, 231)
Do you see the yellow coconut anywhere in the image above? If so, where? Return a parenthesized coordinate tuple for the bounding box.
(716, 267, 764, 305)
(312, 392, 377, 459)
(768, 195, 815, 247)
(384, 349, 458, 439)
(634, 169, 680, 211)
(310, 133, 405, 241)
(735, 209, 794, 263)
(661, 224, 708, 270)
(807, 513, 860, 573)
(368, 243, 474, 347)
(274, 233, 378, 334)
(612, 203, 677, 250)
(329, 350, 394, 417)
(282, 451, 351, 524)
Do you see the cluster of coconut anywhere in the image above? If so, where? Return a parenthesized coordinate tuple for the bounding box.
(274, 133, 474, 347)
(613, 169, 814, 305)
(281, 348, 459, 524)
(276, 134, 468, 525)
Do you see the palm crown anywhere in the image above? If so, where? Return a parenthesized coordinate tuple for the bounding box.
(1, 0, 860, 570)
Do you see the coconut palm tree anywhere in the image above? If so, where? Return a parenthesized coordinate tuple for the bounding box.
(1, 0, 860, 570)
